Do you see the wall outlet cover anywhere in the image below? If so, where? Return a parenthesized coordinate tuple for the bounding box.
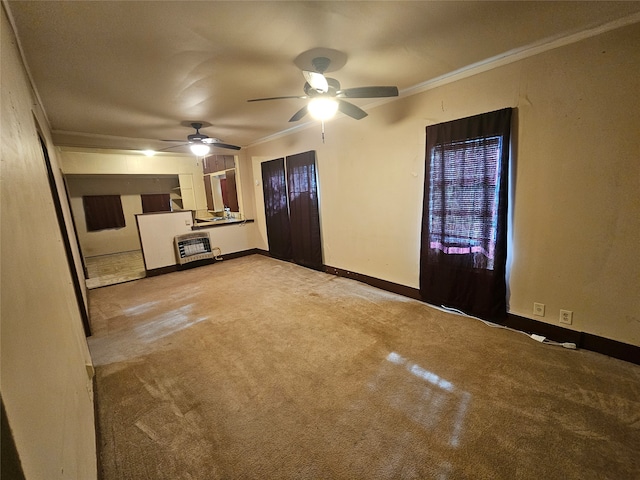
(560, 309, 573, 325)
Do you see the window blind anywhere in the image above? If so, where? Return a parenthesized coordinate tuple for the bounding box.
(428, 135, 502, 270)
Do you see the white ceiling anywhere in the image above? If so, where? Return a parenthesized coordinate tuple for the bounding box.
(7, 1, 640, 153)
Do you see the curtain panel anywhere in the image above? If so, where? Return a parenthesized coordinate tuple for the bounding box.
(420, 108, 512, 321)
(286, 151, 323, 271)
(83, 195, 125, 231)
(261, 158, 292, 260)
(141, 193, 171, 213)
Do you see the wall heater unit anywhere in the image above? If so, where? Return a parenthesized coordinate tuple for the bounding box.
(174, 232, 214, 265)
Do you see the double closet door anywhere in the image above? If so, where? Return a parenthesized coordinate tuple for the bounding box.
(261, 151, 322, 271)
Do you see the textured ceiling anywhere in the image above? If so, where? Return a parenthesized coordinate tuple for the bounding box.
(7, 1, 640, 153)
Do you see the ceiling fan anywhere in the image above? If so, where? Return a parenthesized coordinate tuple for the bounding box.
(161, 122, 241, 155)
(247, 56, 399, 122)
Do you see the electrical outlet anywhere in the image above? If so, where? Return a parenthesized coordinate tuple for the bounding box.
(559, 309, 573, 325)
(533, 302, 545, 317)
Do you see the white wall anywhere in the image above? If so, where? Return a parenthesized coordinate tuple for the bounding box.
(60, 150, 210, 256)
(66, 175, 179, 257)
(137, 211, 194, 269)
(60, 148, 208, 211)
(246, 23, 640, 346)
(137, 211, 258, 270)
(1, 5, 97, 478)
(69, 194, 142, 256)
(61, 150, 260, 259)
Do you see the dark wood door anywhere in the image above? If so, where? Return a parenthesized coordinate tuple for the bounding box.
(203, 175, 214, 210)
(225, 169, 239, 211)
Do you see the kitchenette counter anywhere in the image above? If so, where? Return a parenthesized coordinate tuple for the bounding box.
(192, 216, 254, 229)
(136, 210, 256, 274)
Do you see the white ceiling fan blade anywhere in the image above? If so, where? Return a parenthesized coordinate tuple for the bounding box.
(303, 71, 328, 93)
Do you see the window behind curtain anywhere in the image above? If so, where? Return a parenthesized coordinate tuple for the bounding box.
(420, 108, 512, 321)
(429, 135, 502, 270)
(83, 195, 125, 231)
(141, 193, 171, 213)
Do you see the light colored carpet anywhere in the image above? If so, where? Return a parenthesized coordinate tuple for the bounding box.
(88, 255, 640, 480)
(85, 250, 146, 289)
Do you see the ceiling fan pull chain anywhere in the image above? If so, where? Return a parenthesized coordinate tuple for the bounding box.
(321, 120, 326, 143)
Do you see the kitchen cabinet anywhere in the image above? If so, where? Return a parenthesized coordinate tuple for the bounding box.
(224, 155, 235, 170)
(203, 155, 235, 174)
(202, 156, 213, 174)
(171, 174, 197, 210)
(202, 155, 239, 213)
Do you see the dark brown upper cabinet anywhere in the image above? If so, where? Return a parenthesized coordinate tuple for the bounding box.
(203, 155, 235, 174)
(202, 155, 240, 213)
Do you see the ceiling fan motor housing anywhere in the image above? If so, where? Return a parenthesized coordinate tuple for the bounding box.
(304, 77, 340, 97)
(159, 122, 240, 151)
(247, 53, 398, 123)
(188, 133, 207, 143)
(311, 56, 331, 73)
(188, 122, 207, 143)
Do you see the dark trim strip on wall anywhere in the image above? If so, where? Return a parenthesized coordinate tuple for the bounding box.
(145, 248, 260, 277)
(579, 333, 639, 364)
(38, 135, 92, 336)
(503, 314, 582, 345)
(144, 265, 179, 277)
(324, 265, 422, 301)
(218, 248, 260, 260)
(92, 376, 103, 480)
(317, 260, 638, 366)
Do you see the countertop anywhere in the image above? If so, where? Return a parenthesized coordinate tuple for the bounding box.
(192, 216, 253, 229)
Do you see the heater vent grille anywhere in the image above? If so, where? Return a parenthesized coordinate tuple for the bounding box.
(174, 232, 214, 265)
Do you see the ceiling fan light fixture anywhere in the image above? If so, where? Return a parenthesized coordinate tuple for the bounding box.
(190, 142, 210, 156)
(308, 97, 339, 121)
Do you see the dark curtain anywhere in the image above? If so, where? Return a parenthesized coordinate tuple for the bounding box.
(420, 108, 512, 321)
(261, 158, 292, 260)
(83, 195, 125, 231)
(286, 151, 323, 270)
(141, 193, 171, 213)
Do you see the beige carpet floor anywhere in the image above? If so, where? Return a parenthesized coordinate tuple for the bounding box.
(85, 250, 146, 289)
(88, 255, 640, 480)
